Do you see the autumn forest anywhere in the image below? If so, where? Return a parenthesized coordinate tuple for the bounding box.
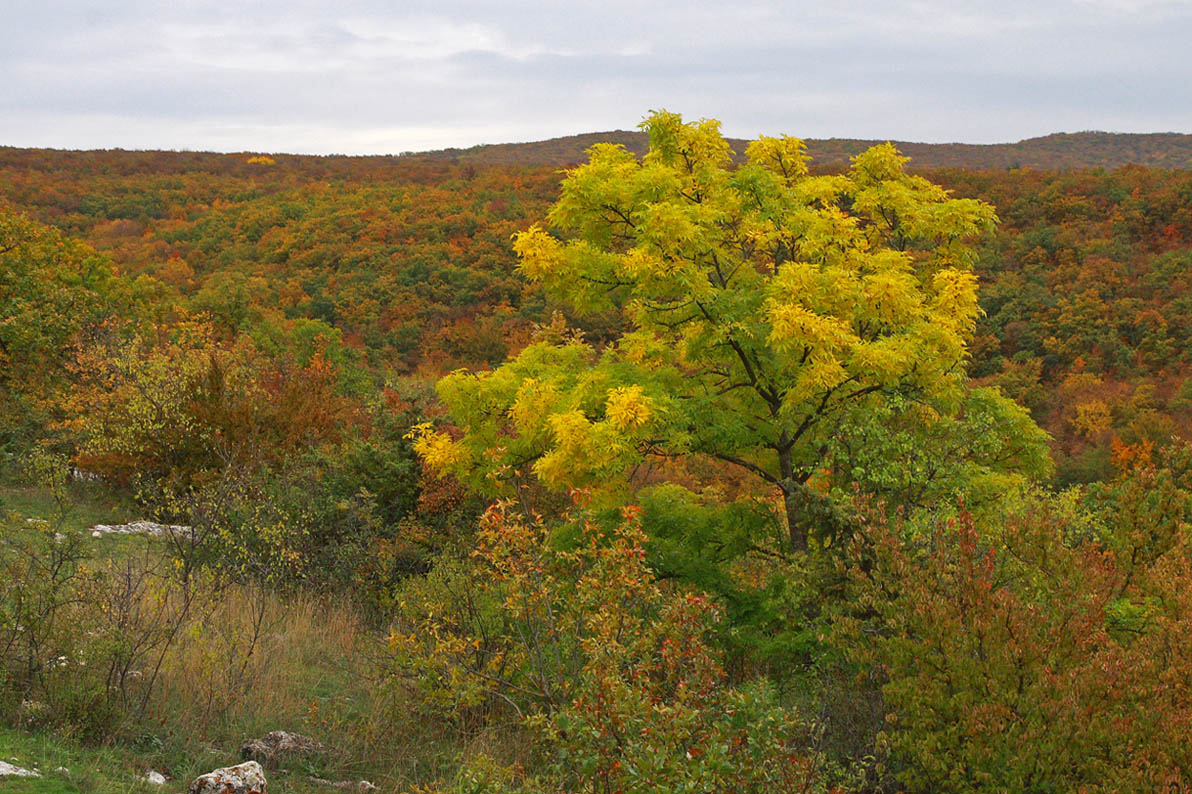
(4, 114, 1192, 793)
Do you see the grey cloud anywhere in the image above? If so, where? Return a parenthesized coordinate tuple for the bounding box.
(1, 0, 1190, 153)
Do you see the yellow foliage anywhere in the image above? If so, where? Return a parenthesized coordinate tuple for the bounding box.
(849, 337, 916, 385)
(862, 271, 923, 324)
(511, 226, 561, 281)
(605, 386, 653, 431)
(791, 355, 849, 402)
(508, 378, 558, 434)
(1072, 400, 1113, 438)
(409, 424, 470, 471)
(549, 410, 592, 449)
(851, 142, 912, 184)
(414, 111, 1030, 552)
(766, 302, 857, 353)
(745, 135, 809, 181)
(930, 268, 981, 329)
(532, 449, 573, 488)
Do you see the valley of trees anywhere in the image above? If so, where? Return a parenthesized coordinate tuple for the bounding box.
(3, 114, 1192, 792)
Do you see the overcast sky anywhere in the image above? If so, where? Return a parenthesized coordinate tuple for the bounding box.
(3, 0, 1191, 155)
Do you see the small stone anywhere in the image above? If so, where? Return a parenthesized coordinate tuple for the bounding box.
(147, 770, 167, 784)
(92, 530, 103, 538)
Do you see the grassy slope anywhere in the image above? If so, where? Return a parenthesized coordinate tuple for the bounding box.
(0, 478, 150, 565)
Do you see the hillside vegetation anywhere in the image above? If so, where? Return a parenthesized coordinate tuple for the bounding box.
(3, 114, 1192, 792)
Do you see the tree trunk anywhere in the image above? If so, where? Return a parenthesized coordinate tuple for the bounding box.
(777, 447, 808, 554)
(781, 477, 863, 556)
(782, 485, 809, 554)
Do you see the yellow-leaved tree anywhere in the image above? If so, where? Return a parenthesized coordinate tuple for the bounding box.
(414, 111, 1049, 553)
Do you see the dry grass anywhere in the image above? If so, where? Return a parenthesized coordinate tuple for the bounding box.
(135, 582, 462, 790)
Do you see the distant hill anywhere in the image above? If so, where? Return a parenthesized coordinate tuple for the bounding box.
(3, 131, 1191, 181)
(410, 130, 1192, 171)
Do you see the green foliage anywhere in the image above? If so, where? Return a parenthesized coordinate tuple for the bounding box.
(546, 679, 829, 794)
(637, 485, 827, 668)
(821, 385, 1052, 513)
(0, 152, 558, 376)
(0, 212, 121, 452)
(841, 456, 1192, 792)
(944, 165, 1192, 483)
(318, 380, 431, 527)
(10, 116, 1192, 792)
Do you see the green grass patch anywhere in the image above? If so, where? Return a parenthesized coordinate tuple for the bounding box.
(0, 726, 169, 794)
(0, 479, 134, 535)
(0, 477, 155, 563)
(0, 726, 390, 794)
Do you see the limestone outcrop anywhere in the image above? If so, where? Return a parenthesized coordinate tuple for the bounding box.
(187, 761, 266, 794)
(240, 731, 324, 768)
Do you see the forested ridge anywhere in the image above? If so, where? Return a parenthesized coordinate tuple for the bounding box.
(413, 129, 1192, 170)
(4, 117, 1192, 792)
(8, 127, 1192, 173)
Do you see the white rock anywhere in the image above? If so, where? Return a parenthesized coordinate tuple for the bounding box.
(147, 770, 167, 784)
(88, 521, 192, 539)
(187, 761, 266, 794)
(0, 761, 41, 777)
(308, 778, 375, 792)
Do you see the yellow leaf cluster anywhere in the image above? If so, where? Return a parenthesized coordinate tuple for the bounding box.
(745, 135, 809, 181)
(408, 423, 469, 472)
(549, 410, 592, 449)
(509, 378, 558, 435)
(1072, 400, 1112, 438)
(792, 355, 849, 401)
(512, 226, 561, 281)
(605, 385, 653, 431)
(861, 271, 922, 325)
(849, 337, 916, 385)
(767, 302, 857, 354)
(930, 269, 980, 330)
